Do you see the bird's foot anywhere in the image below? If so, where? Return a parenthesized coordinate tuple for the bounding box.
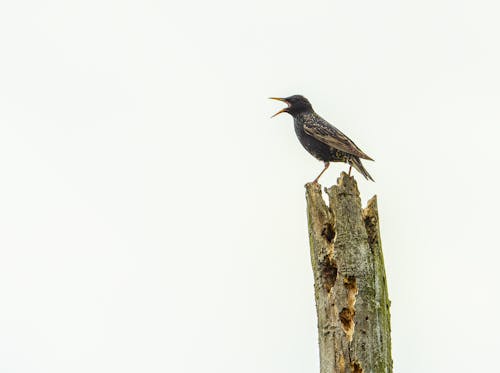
(305, 180, 321, 189)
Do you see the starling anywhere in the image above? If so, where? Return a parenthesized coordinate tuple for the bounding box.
(270, 95, 374, 183)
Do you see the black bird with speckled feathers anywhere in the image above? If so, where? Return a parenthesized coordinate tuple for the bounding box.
(270, 95, 374, 183)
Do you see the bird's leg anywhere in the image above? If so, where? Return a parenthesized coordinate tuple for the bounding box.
(313, 162, 330, 183)
(348, 166, 352, 176)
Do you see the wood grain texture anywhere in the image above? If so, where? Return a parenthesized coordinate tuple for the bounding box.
(305, 172, 392, 373)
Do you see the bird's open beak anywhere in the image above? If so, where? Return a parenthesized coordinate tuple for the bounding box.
(269, 97, 289, 118)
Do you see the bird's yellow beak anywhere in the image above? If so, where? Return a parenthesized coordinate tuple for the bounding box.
(269, 97, 289, 118)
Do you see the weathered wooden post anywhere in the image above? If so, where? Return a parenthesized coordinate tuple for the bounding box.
(305, 172, 392, 373)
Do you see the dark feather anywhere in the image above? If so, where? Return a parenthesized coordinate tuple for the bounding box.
(349, 157, 375, 181)
(303, 117, 374, 161)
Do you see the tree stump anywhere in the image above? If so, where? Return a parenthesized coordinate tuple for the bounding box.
(305, 172, 392, 373)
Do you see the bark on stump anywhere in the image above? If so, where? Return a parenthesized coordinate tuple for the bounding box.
(305, 172, 392, 373)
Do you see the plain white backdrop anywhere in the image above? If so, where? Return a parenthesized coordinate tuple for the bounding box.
(1, 1, 499, 372)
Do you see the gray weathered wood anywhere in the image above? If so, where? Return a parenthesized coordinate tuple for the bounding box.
(305, 172, 392, 373)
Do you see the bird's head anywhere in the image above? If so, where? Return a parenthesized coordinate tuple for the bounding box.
(269, 95, 313, 118)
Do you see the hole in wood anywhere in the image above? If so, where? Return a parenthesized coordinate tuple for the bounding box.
(339, 276, 358, 341)
(321, 260, 337, 293)
(321, 222, 335, 243)
(352, 361, 363, 373)
(339, 307, 354, 330)
(343, 275, 356, 290)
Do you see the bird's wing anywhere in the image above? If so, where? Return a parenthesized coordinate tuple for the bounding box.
(303, 118, 374, 161)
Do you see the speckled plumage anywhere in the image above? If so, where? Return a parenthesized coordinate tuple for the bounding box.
(270, 95, 374, 182)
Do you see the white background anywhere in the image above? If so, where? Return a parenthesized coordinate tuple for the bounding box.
(1, 1, 499, 372)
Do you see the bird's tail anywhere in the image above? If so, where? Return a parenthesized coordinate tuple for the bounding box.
(349, 157, 375, 182)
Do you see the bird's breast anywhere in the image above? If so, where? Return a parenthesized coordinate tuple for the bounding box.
(293, 118, 333, 161)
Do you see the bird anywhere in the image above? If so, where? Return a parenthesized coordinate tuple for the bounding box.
(270, 95, 374, 183)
